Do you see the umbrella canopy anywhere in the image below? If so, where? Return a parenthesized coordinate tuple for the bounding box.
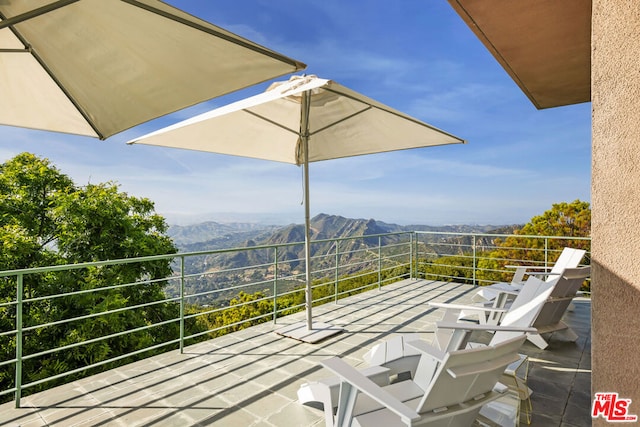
(128, 74, 465, 340)
(127, 75, 464, 164)
(0, 0, 305, 139)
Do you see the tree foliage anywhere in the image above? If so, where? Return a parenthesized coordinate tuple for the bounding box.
(193, 291, 274, 337)
(477, 200, 590, 284)
(0, 153, 179, 397)
(415, 200, 591, 288)
(518, 200, 591, 239)
(420, 255, 475, 284)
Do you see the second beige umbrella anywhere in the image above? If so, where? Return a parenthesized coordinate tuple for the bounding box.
(129, 75, 465, 341)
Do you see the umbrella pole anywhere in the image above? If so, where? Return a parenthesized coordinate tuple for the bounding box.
(301, 91, 313, 331)
(303, 152, 312, 330)
(273, 86, 342, 343)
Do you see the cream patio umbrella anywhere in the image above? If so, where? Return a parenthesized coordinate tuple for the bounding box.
(128, 75, 465, 342)
(0, 0, 305, 139)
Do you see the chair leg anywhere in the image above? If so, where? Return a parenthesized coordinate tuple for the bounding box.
(559, 326, 579, 342)
(526, 333, 548, 349)
(521, 392, 533, 425)
(503, 354, 532, 426)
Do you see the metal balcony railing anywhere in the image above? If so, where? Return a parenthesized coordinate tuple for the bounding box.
(0, 230, 590, 407)
(413, 232, 591, 288)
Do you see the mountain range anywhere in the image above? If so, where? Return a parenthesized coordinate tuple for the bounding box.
(168, 213, 519, 251)
(165, 214, 522, 304)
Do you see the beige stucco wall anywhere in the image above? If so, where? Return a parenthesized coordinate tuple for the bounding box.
(591, 0, 640, 422)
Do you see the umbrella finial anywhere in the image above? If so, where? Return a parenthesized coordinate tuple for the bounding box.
(267, 74, 318, 95)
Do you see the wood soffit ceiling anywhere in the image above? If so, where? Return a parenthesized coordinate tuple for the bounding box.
(448, 0, 591, 109)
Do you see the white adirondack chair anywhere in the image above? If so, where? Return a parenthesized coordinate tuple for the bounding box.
(364, 274, 555, 380)
(441, 266, 591, 350)
(298, 275, 550, 425)
(298, 364, 393, 427)
(319, 335, 526, 427)
(354, 275, 559, 426)
(474, 247, 586, 303)
(526, 266, 590, 349)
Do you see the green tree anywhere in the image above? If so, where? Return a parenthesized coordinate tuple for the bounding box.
(421, 255, 475, 284)
(194, 291, 274, 337)
(518, 199, 591, 240)
(477, 199, 591, 284)
(0, 153, 179, 397)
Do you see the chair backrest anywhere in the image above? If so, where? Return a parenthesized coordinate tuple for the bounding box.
(431, 276, 557, 351)
(533, 266, 591, 328)
(415, 335, 525, 415)
(547, 248, 587, 281)
(488, 275, 556, 346)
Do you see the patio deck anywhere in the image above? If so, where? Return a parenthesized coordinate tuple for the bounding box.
(0, 279, 592, 427)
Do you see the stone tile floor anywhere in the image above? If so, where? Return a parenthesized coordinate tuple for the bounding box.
(0, 279, 591, 426)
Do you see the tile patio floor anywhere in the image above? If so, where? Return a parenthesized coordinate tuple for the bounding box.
(0, 279, 592, 426)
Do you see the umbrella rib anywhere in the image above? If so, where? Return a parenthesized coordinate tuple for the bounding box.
(309, 106, 373, 136)
(0, 1, 103, 138)
(121, 0, 304, 69)
(321, 87, 465, 142)
(29, 48, 104, 139)
(0, 0, 80, 30)
(243, 109, 301, 136)
(0, 48, 30, 53)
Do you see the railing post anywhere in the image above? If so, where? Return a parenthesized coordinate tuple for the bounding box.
(15, 273, 23, 408)
(410, 232, 414, 279)
(544, 238, 549, 268)
(179, 256, 185, 354)
(472, 235, 477, 286)
(273, 246, 278, 323)
(417, 232, 420, 280)
(334, 240, 340, 304)
(378, 236, 382, 290)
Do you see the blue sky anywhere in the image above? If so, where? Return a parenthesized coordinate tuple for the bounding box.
(0, 0, 591, 226)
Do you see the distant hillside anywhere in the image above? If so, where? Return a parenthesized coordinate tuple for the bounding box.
(402, 223, 516, 234)
(266, 214, 388, 244)
(169, 214, 521, 251)
(165, 214, 522, 305)
(168, 221, 281, 248)
(174, 213, 522, 273)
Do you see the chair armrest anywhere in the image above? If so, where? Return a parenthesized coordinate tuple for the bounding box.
(547, 296, 577, 303)
(405, 338, 448, 361)
(447, 352, 520, 378)
(429, 301, 509, 314)
(527, 271, 561, 279)
(475, 284, 521, 296)
(436, 321, 537, 334)
(505, 265, 552, 271)
(320, 357, 420, 426)
(492, 288, 520, 296)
